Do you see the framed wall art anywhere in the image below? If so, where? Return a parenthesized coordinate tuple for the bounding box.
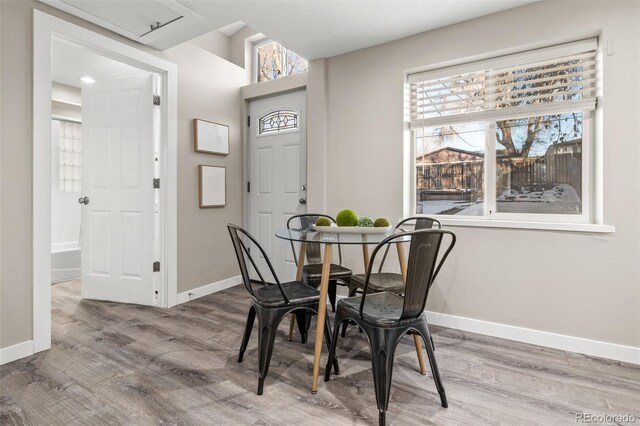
(198, 165, 226, 208)
(194, 119, 229, 155)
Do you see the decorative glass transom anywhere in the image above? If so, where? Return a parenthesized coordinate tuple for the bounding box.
(258, 110, 299, 135)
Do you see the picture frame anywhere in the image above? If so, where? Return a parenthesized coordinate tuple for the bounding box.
(198, 165, 226, 208)
(194, 119, 229, 155)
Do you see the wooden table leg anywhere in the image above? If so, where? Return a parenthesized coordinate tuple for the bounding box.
(289, 242, 307, 341)
(362, 244, 370, 271)
(311, 243, 332, 393)
(397, 243, 427, 375)
(413, 335, 427, 375)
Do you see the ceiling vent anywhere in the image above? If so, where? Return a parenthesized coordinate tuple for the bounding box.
(40, 0, 203, 47)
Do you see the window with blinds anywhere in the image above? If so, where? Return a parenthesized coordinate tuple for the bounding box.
(409, 38, 598, 128)
(408, 39, 599, 224)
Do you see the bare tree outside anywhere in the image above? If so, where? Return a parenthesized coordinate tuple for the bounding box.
(257, 41, 307, 82)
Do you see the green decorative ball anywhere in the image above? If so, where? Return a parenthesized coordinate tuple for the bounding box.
(315, 217, 331, 227)
(357, 217, 374, 227)
(373, 217, 391, 227)
(336, 209, 359, 227)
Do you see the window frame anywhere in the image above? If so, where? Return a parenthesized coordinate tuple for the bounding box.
(253, 39, 308, 83)
(405, 40, 614, 233)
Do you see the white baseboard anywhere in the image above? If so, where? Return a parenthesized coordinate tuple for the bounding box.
(425, 311, 640, 365)
(0, 340, 34, 365)
(51, 268, 81, 283)
(176, 275, 242, 305)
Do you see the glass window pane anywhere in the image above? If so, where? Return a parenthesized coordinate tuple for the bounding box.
(284, 49, 308, 76)
(257, 41, 283, 82)
(495, 112, 583, 215)
(416, 123, 485, 216)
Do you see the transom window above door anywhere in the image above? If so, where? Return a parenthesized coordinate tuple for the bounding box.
(255, 40, 308, 82)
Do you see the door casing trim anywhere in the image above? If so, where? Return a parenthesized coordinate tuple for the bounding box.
(33, 10, 178, 353)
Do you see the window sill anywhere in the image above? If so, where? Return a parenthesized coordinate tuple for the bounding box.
(434, 217, 615, 234)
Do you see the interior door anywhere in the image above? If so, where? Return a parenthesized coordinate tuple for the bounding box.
(248, 90, 307, 281)
(80, 75, 158, 305)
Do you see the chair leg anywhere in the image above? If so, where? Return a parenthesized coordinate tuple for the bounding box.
(324, 310, 344, 381)
(255, 308, 280, 395)
(322, 313, 340, 375)
(328, 281, 338, 312)
(295, 311, 309, 344)
(416, 320, 447, 408)
(365, 327, 399, 426)
(238, 306, 256, 363)
(340, 287, 358, 337)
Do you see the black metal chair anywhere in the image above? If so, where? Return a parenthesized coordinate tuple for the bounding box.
(287, 214, 352, 313)
(342, 216, 441, 337)
(227, 224, 339, 395)
(324, 228, 456, 426)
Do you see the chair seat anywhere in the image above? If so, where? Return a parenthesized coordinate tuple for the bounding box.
(338, 292, 409, 326)
(351, 273, 405, 294)
(254, 281, 319, 308)
(302, 263, 352, 285)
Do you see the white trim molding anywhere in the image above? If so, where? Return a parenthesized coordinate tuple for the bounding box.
(435, 218, 616, 234)
(0, 341, 34, 365)
(426, 311, 640, 365)
(176, 276, 242, 305)
(33, 10, 178, 353)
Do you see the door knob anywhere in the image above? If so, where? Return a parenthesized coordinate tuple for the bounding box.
(78, 196, 89, 205)
(299, 197, 307, 205)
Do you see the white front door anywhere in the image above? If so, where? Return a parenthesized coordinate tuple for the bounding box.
(80, 75, 159, 305)
(248, 90, 307, 281)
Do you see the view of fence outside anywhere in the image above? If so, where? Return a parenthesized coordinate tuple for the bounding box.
(416, 113, 583, 216)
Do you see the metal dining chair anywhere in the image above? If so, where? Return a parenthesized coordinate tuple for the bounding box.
(287, 214, 353, 313)
(342, 216, 441, 337)
(324, 228, 456, 426)
(227, 224, 339, 395)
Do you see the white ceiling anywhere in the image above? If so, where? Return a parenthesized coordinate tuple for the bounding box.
(44, 1, 536, 59)
(52, 38, 148, 87)
(176, 1, 537, 59)
(217, 20, 247, 37)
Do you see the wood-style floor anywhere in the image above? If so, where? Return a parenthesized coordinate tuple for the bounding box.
(1, 281, 639, 425)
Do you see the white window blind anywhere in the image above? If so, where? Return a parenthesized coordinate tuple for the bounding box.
(409, 38, 598, 129)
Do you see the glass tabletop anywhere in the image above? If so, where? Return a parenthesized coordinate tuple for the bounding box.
(275, 228, 411, 245)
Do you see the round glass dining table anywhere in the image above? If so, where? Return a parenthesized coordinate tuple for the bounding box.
(275, 228, 422, 393)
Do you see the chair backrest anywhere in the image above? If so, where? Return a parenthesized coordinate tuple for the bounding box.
(227, 224, 290, 304)
(286, 214, 343, 266)
(377, 216, 441, 273)
(359, 228, 456, 321)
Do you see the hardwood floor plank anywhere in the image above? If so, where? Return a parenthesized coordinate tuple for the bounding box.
(2, 280, 638, 425)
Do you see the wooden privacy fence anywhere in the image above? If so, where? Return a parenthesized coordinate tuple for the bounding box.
(417, 153, 581, 197)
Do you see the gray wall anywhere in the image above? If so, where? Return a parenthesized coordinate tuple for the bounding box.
(0, 1, 249, 348)
(324, 1, 640, 347)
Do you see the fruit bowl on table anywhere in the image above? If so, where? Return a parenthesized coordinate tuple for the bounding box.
(313, 225, 392, 234)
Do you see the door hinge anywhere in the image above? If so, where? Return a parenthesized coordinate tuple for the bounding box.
(247, 181, 251, 193)
(153, 178, 160, 189)
(153, 261, 160, 272)
(153, 95, 161, 106)
(247, 116, 250, 127)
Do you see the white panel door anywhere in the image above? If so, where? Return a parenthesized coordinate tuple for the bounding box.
(81, 75, 158, 305)
(249, 90, 307, 281)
